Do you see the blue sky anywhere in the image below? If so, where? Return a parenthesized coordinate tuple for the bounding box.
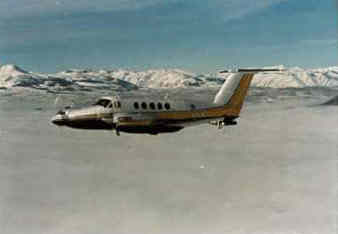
(0, 0, 337, 73)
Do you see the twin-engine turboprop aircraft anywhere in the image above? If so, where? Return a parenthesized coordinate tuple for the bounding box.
(51, 68, 281, 135)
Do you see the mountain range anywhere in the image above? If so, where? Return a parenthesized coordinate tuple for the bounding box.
(1, 64, 338, 93)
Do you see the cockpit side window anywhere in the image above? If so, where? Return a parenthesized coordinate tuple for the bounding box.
(95, 99, 111, 108)
(113, 101, 122, 109)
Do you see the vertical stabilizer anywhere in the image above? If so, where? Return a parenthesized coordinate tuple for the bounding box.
(214, 68, 282, 116)
(213, 73, 244, 105)
(213, 72, 255, 116)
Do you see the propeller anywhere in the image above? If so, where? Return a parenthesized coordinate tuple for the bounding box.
(51, 95, 72, 137)
(53, 95, 74, 113)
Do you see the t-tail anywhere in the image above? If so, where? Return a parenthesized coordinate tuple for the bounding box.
(213, 68, 283, 116)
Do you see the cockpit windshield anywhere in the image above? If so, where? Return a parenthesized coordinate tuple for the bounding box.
(94, 99, 111, 108)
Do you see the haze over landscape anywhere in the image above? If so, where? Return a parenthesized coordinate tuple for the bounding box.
(0, 62, 338, 234)
(1, 67, 337, 234)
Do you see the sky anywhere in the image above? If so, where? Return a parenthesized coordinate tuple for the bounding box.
(0, 0, 337, 73)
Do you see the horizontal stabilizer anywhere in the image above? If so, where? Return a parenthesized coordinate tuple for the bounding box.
(219, 68, 285, 73)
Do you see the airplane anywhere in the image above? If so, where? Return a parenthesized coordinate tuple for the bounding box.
(51, 68, 282, 136)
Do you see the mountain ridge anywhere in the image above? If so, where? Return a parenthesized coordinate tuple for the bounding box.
(1, 64, 338, 93)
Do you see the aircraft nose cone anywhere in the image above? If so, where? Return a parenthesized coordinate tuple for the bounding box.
(51, 114, 67, 126)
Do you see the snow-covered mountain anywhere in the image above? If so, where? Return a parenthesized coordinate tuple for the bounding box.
(1, 64, 338, 93)
(0, 64, 138, 93)
(250, 66, 338, 88)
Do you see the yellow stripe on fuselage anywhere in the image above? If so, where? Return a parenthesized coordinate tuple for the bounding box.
(117, 120, 153, 126)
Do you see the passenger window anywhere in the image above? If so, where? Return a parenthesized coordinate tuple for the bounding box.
(164, 103, 170, 110)
(117, 101, 121, 108)
(149, 102, 155, 110)
(134, 102, 139, 109)
(141, 102, 147, 109)
(108, 103, 113, 108)
(157, 103, 163, 110)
